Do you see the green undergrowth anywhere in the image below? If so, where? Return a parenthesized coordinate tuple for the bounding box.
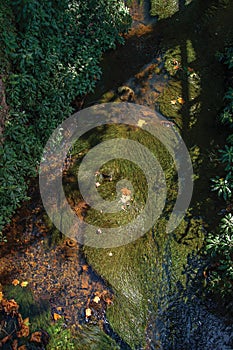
(0, 0, 131, 239)
(4, 285, 51, 332)
(47, 322, 120, 350)
(205, 46, 233, 298)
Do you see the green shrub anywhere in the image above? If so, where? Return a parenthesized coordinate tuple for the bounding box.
(206, 46, 233, 297)
(0, 0, 131, 237)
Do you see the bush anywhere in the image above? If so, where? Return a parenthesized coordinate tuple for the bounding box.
(0, 0, 131, 238)
(206, 46, 233, 297)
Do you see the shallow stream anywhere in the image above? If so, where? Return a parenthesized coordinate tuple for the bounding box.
(1, 1, 233, 349)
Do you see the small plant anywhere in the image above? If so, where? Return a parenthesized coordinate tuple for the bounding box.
(47, 320, 76, 350)
(220, 213, 233, 234)
(219, 145, 233, 171)
(211, 175, 232, 200)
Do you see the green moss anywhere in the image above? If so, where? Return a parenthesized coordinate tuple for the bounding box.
(47, 322, 120, 350)
(3, 285, 50, 331)
(83, 216, 204, 349)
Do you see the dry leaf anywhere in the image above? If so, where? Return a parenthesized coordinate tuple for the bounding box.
(105, 297, 113, 305)
(30, 331, 42, 343)
(21, 281, 29, 287)
(170, 100, 176, 105)
(137, 119, 146, 127)
(85, 308, 92, 317)
(2, 299, 19, 314)
(177, 97, 185, 104)
(0, 291, 3, 302)
(93, 296, 100, 304)
(121, 187, 131, 196)
(82, 265, 88, 272)
(12, 279, 20, 286)
(17, 318, 30, 338)
(53, 313, 62, 321)
(18, 345, 27, 350)
(12, 339, 18, 350)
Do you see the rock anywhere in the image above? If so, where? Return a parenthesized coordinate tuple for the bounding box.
(117, 86, 135, 101)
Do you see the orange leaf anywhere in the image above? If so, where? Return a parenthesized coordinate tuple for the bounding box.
(82, 265, 89, 272)
(85, 308, 92, 317)
(30, 331, 42, 343)
(53, 313, 62, 321)
(121, 187, 131, 196)
(18, 346, 27, 350)
(177, 97, 185, 104)
(12, 279, 20, 286)
(105, 297, 113, 305)
(0, 291, 3, 302)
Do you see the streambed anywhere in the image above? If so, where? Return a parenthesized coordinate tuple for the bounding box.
(1, 0, 233, 349)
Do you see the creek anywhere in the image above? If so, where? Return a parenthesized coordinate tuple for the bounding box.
(1, 0, 233, 349)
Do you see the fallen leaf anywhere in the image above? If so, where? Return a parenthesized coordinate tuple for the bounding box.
(121, 187, 131, 196)
(21, 281, 28, 287)
(2, 299, 19, 314)
(137, 119, 146, 127)
(85, 308, 92, 317)
(12, 339, 18, 350)
(93, 296, 100, 304)
(23, 317, 30, 326)
(105, 297, 113, 305)
(12, 279, 20, 286)
(82, 265, 89, 272)
(0, 291, 3, 302)
(53, 313, 62, 321)
(56, 306, 63, 311)
(17, 318, 30, 338)
(18, 346, 27, 350)
(177, 97, 185, 104)
(30, 331, 42, 343)
(170, 100, 176, 105)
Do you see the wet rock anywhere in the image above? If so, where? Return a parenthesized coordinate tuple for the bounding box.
(63, 239, 78, 261)
(117, 86, 135, 101)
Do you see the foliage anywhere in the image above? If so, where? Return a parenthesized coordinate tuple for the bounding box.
(206, 216, 233, 295)
(206, 46, 233, 297)
(150, 0, 193, 19)
(211, 175, 232, 200)
(47, 321, 120, 350)
(0, 0, 131, 238)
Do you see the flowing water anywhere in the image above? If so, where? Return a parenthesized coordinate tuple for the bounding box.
(1, 0, 233, 349)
